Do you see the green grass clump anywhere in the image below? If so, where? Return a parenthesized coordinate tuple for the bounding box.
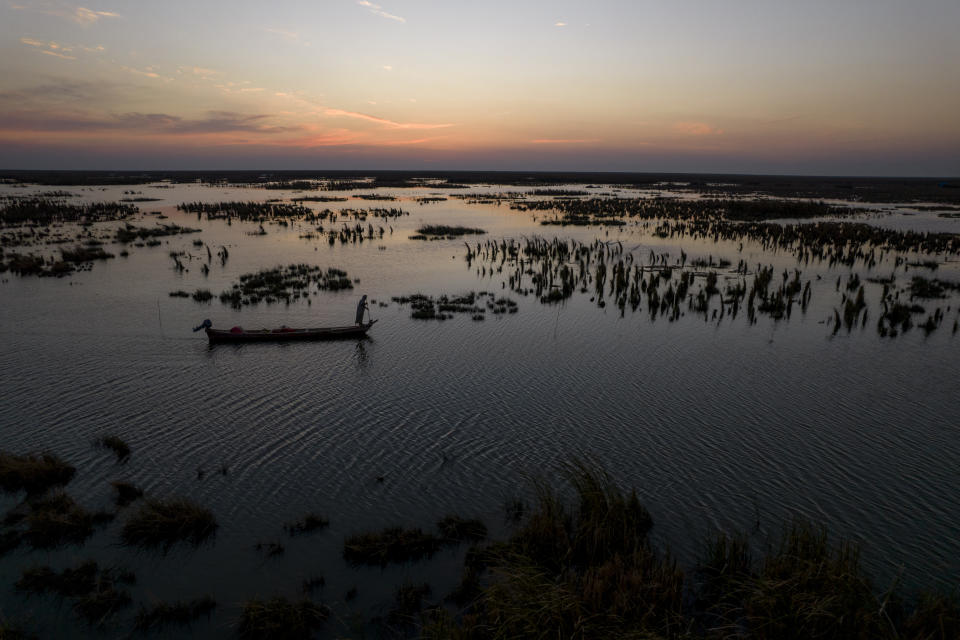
(95, 435, 130, 462)
(121, 498, 217, 550)
(237, 597, 328, 640)
(343, 527, 442, 566)
(133, 596, 217, 633)
(0, 451, 75, 495)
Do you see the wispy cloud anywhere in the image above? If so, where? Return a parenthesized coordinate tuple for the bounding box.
(382, 65, 392, 71)
(265, 27, 299, 41)
(120, 66, 172, 81)
(356, 0, 405, 23)
(73, 6, 118, 24)
(11, 4, 121, 25)
(554, 21, 567, 27)
(530, 138, 599, 144)
(0, 109, 300, 136)
(324, 108, 452, 130)
(673, 121, 723, 136)
(20, 37, 92, 60)
(178, 65, 218, 78)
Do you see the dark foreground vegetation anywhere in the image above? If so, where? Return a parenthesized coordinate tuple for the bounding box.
(1, 445, 958, 638)
(417, 463, 957, 640)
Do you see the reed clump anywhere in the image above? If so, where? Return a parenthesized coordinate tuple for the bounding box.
(437, 516, 488, 543)
(424, 463, 960, 640)
(0, 451, 75, 495)
(343, 527, 443, 566)
(133, 596, 217, 633)
(20, 491, 112, 549)
(16, 560, 135, 626)
(412, 225, 487, 239)
(237, 597, 329, 640)
(284, 513, 329, 536)
(95, 435, 130, 462)
(121, 497, 217, 550)
(110, 481, 143, 507)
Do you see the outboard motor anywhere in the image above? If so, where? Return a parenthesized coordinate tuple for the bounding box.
(193, 319, 212, 332)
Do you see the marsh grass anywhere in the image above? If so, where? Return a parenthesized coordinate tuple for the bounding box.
(95, 435, 130, 463)
(20, 491, 112, 549)
(237, 597, 329, 640)
(134, 596, 216, 633)
(121, 498, 217, 550)
(284, 513, 329, 536)
(343, 527, 442, 566)
(437, 516, 488, 543)
(424, 463, 960, 639)
(16, 560, 135, 626)
(110, 481, 143, 507)
(0, 451, 75, 495)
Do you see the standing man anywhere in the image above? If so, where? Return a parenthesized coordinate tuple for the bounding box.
(355, 295, 369, 325)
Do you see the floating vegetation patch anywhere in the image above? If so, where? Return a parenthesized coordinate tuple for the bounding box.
(16, 560, 135, 626)
(60, 245, 114, 263)
(177, 201, 312, 222)
(0, 199, 137, 226)
(121, 497, 217, 550)
(0, 451, 76, 495)
(291, 196, 348, 202)
(219, 265, 353, 308)
(115, 223, 200, 243)
(355, 193, 396, 201)
(134, 596, 217, 633)
(391, 292, 517, 320)
(238, 597, 329, 640)
(409, 225, 486, 240)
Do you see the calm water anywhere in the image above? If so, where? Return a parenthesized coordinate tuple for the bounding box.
(1, 182, 959, 637)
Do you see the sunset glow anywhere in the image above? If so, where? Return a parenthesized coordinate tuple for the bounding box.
(1, 0, 958, 174)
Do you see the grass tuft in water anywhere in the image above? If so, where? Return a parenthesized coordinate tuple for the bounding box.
(0, 451, 75, 495)
(133, 596, 217, 633)
(121, 497, 217, 550)
(237, 597, 329, 640)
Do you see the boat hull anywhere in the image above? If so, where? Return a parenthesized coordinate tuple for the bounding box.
(205, 320, 376, 343)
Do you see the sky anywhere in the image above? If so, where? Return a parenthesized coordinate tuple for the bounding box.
(0, 0, 958, 175)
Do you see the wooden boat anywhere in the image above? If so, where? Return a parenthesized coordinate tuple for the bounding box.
(196, 319, 377, 343)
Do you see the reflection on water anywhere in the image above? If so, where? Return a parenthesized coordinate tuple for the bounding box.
(0, 182, 959, 637)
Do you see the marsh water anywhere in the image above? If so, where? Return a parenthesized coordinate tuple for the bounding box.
(1, 180, 959, 637)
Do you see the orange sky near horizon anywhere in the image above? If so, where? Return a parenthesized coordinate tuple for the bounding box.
(1, 0, 958, 174)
